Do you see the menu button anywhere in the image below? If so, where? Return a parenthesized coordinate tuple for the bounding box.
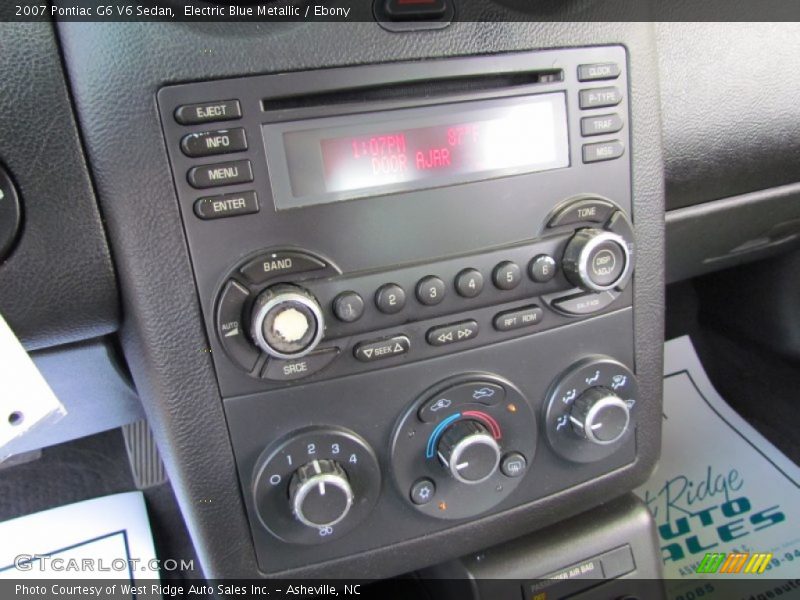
(187, 159, 253, 188)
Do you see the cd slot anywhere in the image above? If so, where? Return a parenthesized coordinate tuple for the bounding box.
(261, 69, 563, 112)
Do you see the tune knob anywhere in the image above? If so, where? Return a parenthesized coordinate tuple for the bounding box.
(288, 459, 354, 529)
(569, 387, 630, 445)
(562, 228, 630, 292)
(250, 284, 324, 359)
(437, 420, 501, 484)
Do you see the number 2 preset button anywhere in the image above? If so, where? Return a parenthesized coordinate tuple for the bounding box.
(375, 283, 406, 314)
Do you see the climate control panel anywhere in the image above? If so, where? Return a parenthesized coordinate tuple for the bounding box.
(241, 357, 639, 559)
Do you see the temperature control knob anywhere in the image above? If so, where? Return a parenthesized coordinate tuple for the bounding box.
(250, 284, 324, 359)
(562, 229, 630, 292)
(288, 459, 354, 529)
(569, 387, 630, 446)
(437, 420, 501, 484)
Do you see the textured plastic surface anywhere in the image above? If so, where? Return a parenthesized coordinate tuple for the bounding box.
(0, 22, 118, 350)
(666, 182, 800, 283)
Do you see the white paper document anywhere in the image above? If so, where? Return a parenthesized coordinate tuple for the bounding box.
(0, 491, 160, 586)
(637, 336, 800, 597)
(0, 313, 66, 457)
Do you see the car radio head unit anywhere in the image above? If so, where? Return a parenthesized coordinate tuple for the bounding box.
(157, 45, 643, 574)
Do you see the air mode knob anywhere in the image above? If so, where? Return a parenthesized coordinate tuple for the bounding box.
(569, 387, 630, 446)
(562, 228, 630, 292)
(250, 284, 325, 359)
(288, 459, 354, 529)
(437, 420, 501, 484)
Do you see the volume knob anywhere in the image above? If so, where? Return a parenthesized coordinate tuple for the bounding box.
(250, 284, 325, 359)
(288, 459, 354, 529)
(437, 420, 501, 484)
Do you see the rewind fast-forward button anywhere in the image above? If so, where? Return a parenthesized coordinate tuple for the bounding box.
(426, 320, 479, 347)
(354, 335, 410, 363)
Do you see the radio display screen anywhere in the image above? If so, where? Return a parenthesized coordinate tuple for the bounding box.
(263, 93, 569, 210)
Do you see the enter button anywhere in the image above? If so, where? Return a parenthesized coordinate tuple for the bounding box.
(194, 191, 259, 220)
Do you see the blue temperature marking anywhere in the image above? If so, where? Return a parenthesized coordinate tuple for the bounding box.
(426, 413, 461, 459)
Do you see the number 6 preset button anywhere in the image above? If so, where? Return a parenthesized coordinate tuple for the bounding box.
(375, 283, 406, 314)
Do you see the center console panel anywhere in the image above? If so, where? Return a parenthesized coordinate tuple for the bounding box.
(156, 45, 656, 574)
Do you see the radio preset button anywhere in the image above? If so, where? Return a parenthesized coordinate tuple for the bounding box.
(427, 320, 478, 347)
(194, 191, 259, 220)
(239, 251, 326, 285)
(492, 261, 522, 290)
(579, 87, 622, 109)
(548, 197, 616, 228)
(261, 347, 339, 381)
(375, 283, 406, 314)
(216, 279, 260, 371)
(581, 114, 623, 137)
(577, 63, 621, 82)
(333, 291, 365, 323)
(187, 159, 253, 188)
(354, 336, 410, 362)
(174, 99, 241, 125)
(529, 255, 557, 283)
(455, 268, 484, 298)
(416, 276, 446, 306)
(493, 305, 543, 332)
(181, 127, 248, 157)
